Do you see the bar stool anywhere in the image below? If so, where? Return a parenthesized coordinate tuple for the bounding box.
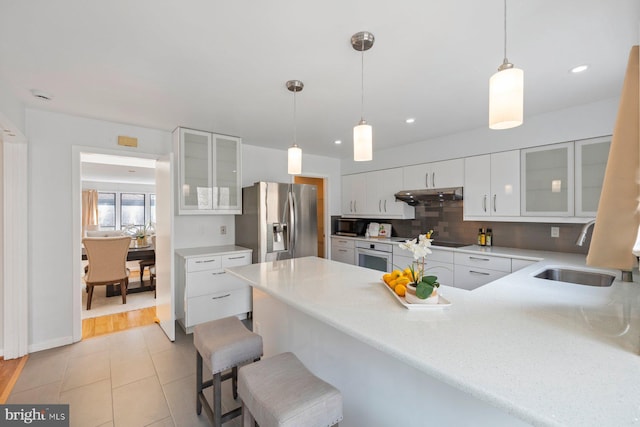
(194, 316, 263, 427)
(238, 352, 343, 427)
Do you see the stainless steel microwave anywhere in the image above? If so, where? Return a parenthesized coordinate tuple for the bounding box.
(335, 218, 365, 237)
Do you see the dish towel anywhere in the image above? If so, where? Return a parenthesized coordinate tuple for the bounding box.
(586, 45, 639, 270)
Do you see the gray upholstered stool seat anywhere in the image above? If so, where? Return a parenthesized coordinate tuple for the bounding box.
(194, 316, 263, 427)
(238, 352, 343, 427)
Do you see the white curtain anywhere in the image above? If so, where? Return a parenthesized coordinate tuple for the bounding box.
(82, 189, 99, 234)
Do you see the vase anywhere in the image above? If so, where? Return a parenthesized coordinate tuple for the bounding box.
(136, 236, 147, 247)
(404, 283, 439, 304)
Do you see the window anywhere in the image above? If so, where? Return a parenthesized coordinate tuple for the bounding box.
(97, 193, 116, 230)
(121, 193, 145, 228)
(95, 191, 155, 230)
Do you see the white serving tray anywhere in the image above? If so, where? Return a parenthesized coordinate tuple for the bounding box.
(381, 281, 451, 309)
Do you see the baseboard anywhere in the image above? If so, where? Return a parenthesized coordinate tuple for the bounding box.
(28, 336, 74, 354)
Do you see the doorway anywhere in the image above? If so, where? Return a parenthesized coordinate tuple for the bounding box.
(72, 147, 166, 342)
(293, 176, 326, 258)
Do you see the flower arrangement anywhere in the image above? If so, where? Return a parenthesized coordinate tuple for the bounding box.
(399, 234, 440, 300)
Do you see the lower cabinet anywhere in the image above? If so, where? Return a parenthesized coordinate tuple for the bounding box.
(176, 246, 252, 333)
(392, 246, 454, 287)
(453, 252, 511, 290)
(331, 237, 356, 265)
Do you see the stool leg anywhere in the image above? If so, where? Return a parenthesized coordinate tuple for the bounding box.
(232, 366, 238, 400)
(196, 352, 203, 415)
(213, 372, 222, 427)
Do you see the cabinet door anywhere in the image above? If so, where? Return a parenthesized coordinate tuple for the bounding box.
(179, 128, 212, 211)
(331, 244, 355, 264)
(431, 159, 464, 189)
(521, 142, 574, 216)
(575, 137, 610, 217)
(403, 163, 432, 189)
(341, 174, 366, 216)
(464, 155, 491, 217)
(212, 135, 242, 213)
(491, 150, 520, 216)
(365, 169, 404, 216)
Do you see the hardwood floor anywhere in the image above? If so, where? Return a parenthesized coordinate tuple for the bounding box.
(0, 305, 157, 403)
(82, 306, 157, 339)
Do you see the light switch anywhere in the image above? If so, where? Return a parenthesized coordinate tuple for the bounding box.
(551, 227, 560, 238)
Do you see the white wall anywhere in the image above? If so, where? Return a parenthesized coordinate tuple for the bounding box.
(341, 97, 619, 175)
(25, 109, 342, 350)
(0, 82, 25, 134)
(0, 136, 4, 353)
(26, 109, 172, 350)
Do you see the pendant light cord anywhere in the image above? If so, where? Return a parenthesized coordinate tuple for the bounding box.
(503, 0, 508, 61)
(293, 87, 297, 145)
(361, 38, 365, 121)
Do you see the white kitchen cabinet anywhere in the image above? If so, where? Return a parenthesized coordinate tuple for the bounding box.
(521, 142, 574, 216)
(341, 173, 366, 216)
(342, 169, 414, 219)
(464, 151, 520, 218)
(403, 158, 464, 190)
(575, 137, 610, 217)
(392, 246, 454, 287)
(511, 258, 536, 272)
(174, 127, 242, 215)
(331, 237, 356, 265)
(176, 246, 252, 333)
(453, 252, 511, 290)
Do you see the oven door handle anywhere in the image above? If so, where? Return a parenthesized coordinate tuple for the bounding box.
(357, 248, 392, 258)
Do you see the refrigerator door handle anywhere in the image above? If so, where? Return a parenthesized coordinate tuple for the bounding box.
(289, 190, 296, 256)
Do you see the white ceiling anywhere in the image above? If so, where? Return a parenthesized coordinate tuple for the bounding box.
(1, 1, 638, 159)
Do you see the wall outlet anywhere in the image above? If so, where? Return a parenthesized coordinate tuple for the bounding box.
(551, 226, 560, 238)
(220, 225, 227, 235)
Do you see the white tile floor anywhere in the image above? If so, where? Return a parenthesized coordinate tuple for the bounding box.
(8, 325, 242, 427)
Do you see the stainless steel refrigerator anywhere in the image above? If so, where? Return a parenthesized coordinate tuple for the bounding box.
(235, 182, 318, 263)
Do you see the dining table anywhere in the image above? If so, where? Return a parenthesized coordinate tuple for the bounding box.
(82, 243, 156, 297)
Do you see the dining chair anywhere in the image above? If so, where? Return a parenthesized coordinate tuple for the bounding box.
(82, 236, 132, 310)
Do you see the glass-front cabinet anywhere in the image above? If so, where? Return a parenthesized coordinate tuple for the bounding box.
(175, 127, 242, 215)
(575, 137, 610, 217)
(521, 142, 574, 216)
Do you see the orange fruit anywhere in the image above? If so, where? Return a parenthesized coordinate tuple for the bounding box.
(394, 284, 406, 297)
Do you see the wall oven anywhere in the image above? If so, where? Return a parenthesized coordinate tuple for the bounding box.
(355, 240, 393, 272)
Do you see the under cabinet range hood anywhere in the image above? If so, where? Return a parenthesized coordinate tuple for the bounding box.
(394, 187, 463, 206)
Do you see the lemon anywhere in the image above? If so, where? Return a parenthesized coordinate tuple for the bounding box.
(394, 284, 406, 297)
(395, 277, 410, 286)
(382, 273, 393, 284)
(391, 270, 403, 279)
(403, 268, 412, 277)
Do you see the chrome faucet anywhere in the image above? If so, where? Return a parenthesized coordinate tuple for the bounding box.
(575, 220, 634, 282)
(575, 220, 596, 246)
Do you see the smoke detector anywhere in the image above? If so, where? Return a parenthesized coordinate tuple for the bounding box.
(30, 89, 53, 101)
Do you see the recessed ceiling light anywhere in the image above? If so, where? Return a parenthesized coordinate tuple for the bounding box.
(570, 64, 589, 74)
(334, 140, 342, 145)
(30, 89, 53, 101)
(405, 118, 416, 124)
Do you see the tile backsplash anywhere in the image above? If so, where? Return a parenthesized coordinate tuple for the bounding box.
(332, 201, 591, 254)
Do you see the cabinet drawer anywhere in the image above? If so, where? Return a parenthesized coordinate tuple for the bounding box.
(186, 270, 249, 298)
(454, 265, 508, 290)
(222, 252, 251, 268)
(454, 252, 511, 272)
(331, 238, 355, 249)
(331, 246, 355, 265)
(187, 255, 222, 272)
(185, 287, 252, 327)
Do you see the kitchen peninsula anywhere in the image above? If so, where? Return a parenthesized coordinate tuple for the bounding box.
(226, 256, 640, 427)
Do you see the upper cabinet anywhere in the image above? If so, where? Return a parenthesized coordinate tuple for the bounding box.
(464, 151, 520, 218)
(174, 127, 242, 215)
(403, 159, 464, 190)
(342, 169, 414, 219)
(575, 137, 610, 217)
(521, 142, 574, 216)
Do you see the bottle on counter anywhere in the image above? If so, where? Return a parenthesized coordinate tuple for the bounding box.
(486, 228, 492, 246)
(477, 228, 486, 246)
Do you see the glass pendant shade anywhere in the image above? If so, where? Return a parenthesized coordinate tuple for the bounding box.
(353, 120, 372, 162)
(489, 66, 524, 130)
(288, 144, 302, 175)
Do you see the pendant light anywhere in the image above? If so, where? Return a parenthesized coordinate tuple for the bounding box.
(351, 31, 375, 161)
(489, 0, 523, 130)
(286, 80, 303, 175)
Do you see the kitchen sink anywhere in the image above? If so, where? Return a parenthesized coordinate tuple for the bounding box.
(534, 268, 615, 287)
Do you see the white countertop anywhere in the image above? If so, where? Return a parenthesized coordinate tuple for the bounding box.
(175, 245, 252, 258)
(227, 254, 640, 426)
